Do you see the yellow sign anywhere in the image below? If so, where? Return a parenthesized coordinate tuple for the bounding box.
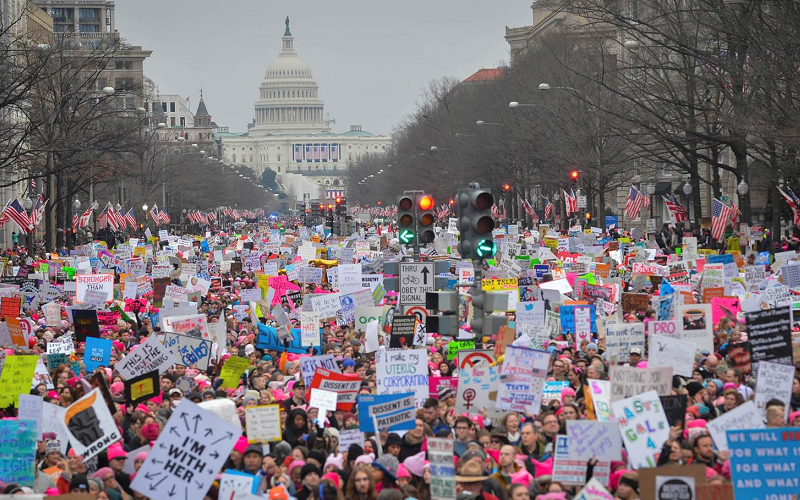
(544, 236, 559, 249)
(220, 356, 252, 389)
(245, 404, 283, 443)
(618, 238, 631, 243)
(134, 247, 147, 257)
(698, 249, 717, 256)
(257, 274, 270, 298)
(130, 377, 156, 402)
(481, 278, 518, 291)
(0, 355, 38, 407)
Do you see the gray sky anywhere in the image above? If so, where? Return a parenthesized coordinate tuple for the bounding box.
(114, 0, 530, 136)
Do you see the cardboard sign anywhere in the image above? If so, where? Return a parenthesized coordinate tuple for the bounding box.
(648, 334, 695, 377)
(605, 323, 645, 363)
(638, 465, 707, 500)
(621, 292, 650, 313)
(116, 335, 176, 380)
(357, 392, 417, 433)
(609, 366, 673, 402)
(677, 304, 714, 353)
(552, 434, 611, 486)
(63, 388, 122, 460)
(611, 390, 669, 469)
(131, 400, 239, 499)
(389, 315, 417, 349)
(299, 354, 341, 389)
(245, 405, 282, 443)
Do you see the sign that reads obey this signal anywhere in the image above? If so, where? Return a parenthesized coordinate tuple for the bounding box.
(399, 262, 434, 306)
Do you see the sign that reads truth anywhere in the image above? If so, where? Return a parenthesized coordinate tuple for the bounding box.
(131, 399, 239, 499)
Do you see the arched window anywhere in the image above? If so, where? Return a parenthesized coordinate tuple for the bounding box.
(277, 154, 281, 162)
(333, 179, 340, 186)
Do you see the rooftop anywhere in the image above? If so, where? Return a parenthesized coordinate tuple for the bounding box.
(463, 68, 507, 83)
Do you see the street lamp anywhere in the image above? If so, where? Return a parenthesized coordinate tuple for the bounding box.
(191, 143, 198, 148)
(102, 86, 115, 95)
(73, 198, 81, 210)
(476, 120, 501, 126)
(136, 107, 146, 114)
(199, 150, 206, 155)
(624, 39, 641, 50)
(142, 204, 148, 211)
(539, 83, 552, 91)
(683, 183, 693, 196)
(509, 102, 520, 108)
(115, 203, 122, 212)
(157, 122, 166, 129)
(737, 179, 749, 195)
(646, 183, 656, 218)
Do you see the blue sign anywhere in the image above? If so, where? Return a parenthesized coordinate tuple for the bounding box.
(84, 336, 112, 373)
(559, 305, 597, 334)
(756, 251, 771, 266)
(534, 265, 550, 279)
(728, 427, 800, 499)
(604, 215, 618, 228)
(256, 323, 318, 354)
(0, 420, 36, 486)
(707, 253, 734, 264)
(357, 392, 417, 433)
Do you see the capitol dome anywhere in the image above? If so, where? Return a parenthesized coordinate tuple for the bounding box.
(250, 17, 330, 137)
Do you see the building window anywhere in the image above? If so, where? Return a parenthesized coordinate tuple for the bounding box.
(250, 155, 253, 162)
(278, 166, 281, 173)
(80, 24, 99, 32)
(232, 154, 236, 162)
(277, 154, 281, 162)
(170, 102, 176, 112)
(180, 117, 185, 127)
(170, 117, 176, 127)
(161, 102, 167, 112)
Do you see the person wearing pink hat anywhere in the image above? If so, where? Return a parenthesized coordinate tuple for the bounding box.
(396, 463, 411, 487)
(106, 442, 132, 494)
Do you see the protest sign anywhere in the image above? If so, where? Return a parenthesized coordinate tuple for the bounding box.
(728, 427, 800, 500)
(71, 309, 100, 342)
(219, 471, 259, 500)
(116, 335, 176, 380)
(63, 388, 121, 460)
(659, 395, 687, 430)
(376, 348, 429, 406)
(745, 306, 793, 367)
(300, 311, 320, 347)
(309, 388, 338, 415)
(299, 355, 341, 388)
(609, 366, 672, 402)
(131, 399, 239, 499)
(638, 465, 707, 500)
(32, 357, 53, 390)
(446, 340, 474, 362)
(0, 355, 37, 407)
(18, 394, 43, 439)
(0, 295, 20, 319)
(389, 315, 417, 349)
(429, 376, 458, 399)
(543, 381, 569, 405)
(219, 356, 252, 389)
(754, 360, 795, 417)
(678, 304, 714, 353)
(648, 334, 695, 377)
(428, 437, 456, 500)
(164, 313, 211, 341)
(574, 478, 614, 500)
(496, 345, 549, 414)
(552, 434, 611, 486)
(124, 370, 160, 406)
(84, 336, 112, 373)
(706, 400, 764, 451)
(338, 429, 365, 453)
(696, 484, 734, 500)
(605, 323, 645, 363)
(588, 380, 612, 421)
(0, 420, 36, 487)
(308, 368, 361, 410)
(76, 273, 114, 302)
(647, 320, 681, 339)
(245, 405, 282, 443)
(566, 420, 622, 461)
(456, 363, 499, 416)
(163, 332, 213, 370)
(357, 392, 417, 433)
(611, 390, 670, 468)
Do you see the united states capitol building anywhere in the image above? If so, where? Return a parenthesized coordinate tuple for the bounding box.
(221, 18, 391, 200)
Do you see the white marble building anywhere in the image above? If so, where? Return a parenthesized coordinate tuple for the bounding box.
(221, 18, 391, 200)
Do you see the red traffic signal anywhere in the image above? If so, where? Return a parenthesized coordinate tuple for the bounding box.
(335, 197, 342, 204)
(571, 170, 579, 181)
(448, 198, 455, 205)
(327, 204, 334, 210)
(502, 183, 511, 192)
(418, 195, 434, 211)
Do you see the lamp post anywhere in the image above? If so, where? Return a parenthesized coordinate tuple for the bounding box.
(646, 183, 656, 218)
(683, 182, 693, 228)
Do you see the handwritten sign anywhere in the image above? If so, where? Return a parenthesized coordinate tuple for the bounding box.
(566, 420, 623, 461)
(245, 405, 282, 443)
(0, 420, 36, 486)
(609, 366, 672, 402)
(0, 355, 37, 407)
(116, 335, 176, 380)
(219, 356, 251, 389)
(611, 390, 669, 469)
(376, 348, 429, 406)
(163, 332, 213, 370)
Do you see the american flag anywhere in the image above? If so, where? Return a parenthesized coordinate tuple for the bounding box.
(96, 206, 108, 228)
(662, 194, 688, 223)
(543, 196, 554, 220)
(124, 208, 136, 228)
(711, 198, 732, 242)
(115, 207, 126, 229)
(625, 185, 645, 219)
(78, 207, 94, 228)
(30, 195, 47, 227)
(730, 203, 740, 226)
(521, 199, 535, 218)
(777, 186, 800, 227)
(160, 210, 171, 225)
(72, 206, 79, 229)
(149, 205, 161, 225)
(3, 199, 33, 233)
(105, 205, 119, 231)
(563, 190, 578, 214)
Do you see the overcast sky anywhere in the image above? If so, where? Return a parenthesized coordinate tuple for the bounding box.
(114, 0, 530, 136)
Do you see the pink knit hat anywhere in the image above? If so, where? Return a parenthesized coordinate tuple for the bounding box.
(403, 451, 426, 477)
(234, 435, 249, 454)
(396, 464, 411, 479)
(354, 453, 375, 467)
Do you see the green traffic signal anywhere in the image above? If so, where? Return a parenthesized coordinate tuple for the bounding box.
(476, 238, 497, 258)
(400, 229, 415, 244)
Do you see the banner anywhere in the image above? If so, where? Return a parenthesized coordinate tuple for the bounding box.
(76, 274, 114, 302)
(0, 420, 36, 486)
(728, 427, 800, 500)
(308, 368, 360, 410)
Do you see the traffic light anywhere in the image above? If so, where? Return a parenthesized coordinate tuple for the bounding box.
(417, 195, 436, 244)
(571, 170, 579, 183)
(456, 183, 496, 261)
(502, 183, 511, 192)
(397, 194, 415, 245)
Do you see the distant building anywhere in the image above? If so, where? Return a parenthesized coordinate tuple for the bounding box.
(220, 17, 392, 200)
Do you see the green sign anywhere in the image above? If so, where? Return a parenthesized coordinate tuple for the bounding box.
(400, 229, 415, 245)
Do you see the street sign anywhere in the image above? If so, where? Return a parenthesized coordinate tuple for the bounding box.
(578, 196, 587, 209)
(399, 262, 435, 306)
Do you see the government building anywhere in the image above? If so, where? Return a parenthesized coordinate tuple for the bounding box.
(221, 18, 391, 200)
